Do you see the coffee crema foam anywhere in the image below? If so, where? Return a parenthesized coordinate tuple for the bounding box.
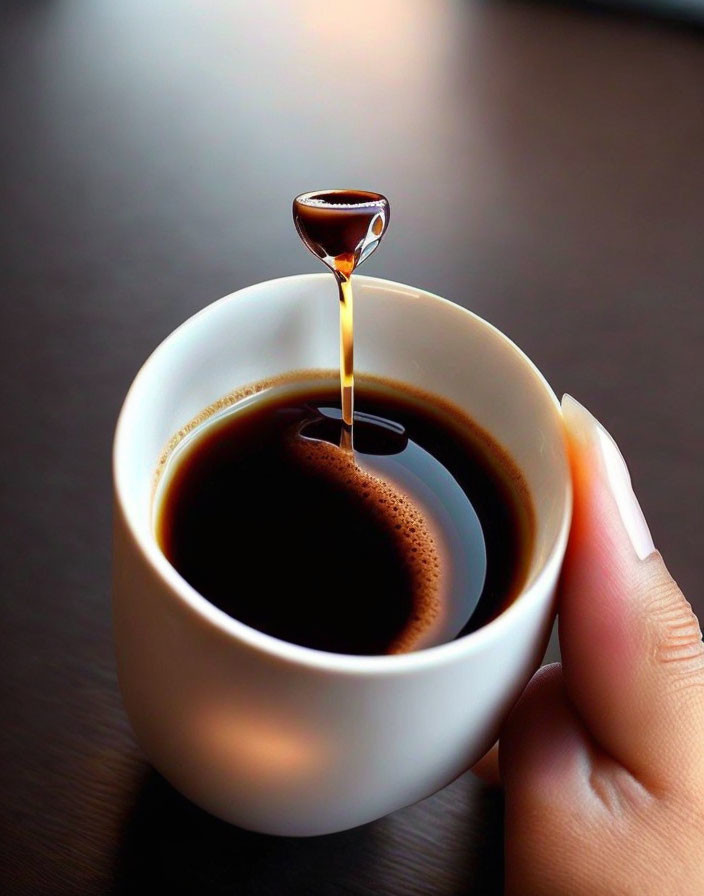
(291, 435, 446, 653)
(153, 370, 331, 498)
(297, 197, 387, 209)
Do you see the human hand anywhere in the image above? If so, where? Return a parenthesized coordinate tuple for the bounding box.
(475, 395, 704, 895)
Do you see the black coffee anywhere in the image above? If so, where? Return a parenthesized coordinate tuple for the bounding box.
(155, 374, 534, 656)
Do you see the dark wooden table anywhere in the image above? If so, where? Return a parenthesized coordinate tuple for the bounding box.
(1, 1, 702, 893)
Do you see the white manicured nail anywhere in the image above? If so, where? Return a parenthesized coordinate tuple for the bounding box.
(562, 395, 655, 561)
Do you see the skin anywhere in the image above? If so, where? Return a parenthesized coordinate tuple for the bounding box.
(474, 396, 704, 895)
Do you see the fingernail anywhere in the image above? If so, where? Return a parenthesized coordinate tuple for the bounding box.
(562, 395, 655, 561)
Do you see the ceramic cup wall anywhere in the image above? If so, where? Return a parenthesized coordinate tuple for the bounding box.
(113, 274, 572, 836)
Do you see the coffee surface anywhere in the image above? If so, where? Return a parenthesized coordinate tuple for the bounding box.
(155, 375, 533, 656)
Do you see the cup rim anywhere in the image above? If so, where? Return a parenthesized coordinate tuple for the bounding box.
(113, 273, 572, 676)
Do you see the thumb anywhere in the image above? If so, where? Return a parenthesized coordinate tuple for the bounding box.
(559, 395, 704, 791)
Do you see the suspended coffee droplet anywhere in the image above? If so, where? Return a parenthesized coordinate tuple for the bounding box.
(293, 190, 390, 431)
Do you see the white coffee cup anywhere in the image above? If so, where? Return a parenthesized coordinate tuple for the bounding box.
(113, 273, 571, 836)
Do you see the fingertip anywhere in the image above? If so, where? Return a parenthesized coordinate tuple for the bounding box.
(557, 396, 704, 781)
(561, 394, 655, 561)
(558, 394, 653, 669)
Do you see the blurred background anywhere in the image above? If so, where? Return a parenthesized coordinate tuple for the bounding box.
(1, 1, 702, 894)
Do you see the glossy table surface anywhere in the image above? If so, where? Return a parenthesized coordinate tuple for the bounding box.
(1, 1, 703, 893)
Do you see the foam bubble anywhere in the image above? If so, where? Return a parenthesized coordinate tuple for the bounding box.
(291, 435, 446, 654)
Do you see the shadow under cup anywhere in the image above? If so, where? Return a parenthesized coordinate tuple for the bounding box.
(113, 273, 572, 836)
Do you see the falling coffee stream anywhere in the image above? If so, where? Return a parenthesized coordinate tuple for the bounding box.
(337, 276, 354, 449)
(293, 190, 390, 448)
